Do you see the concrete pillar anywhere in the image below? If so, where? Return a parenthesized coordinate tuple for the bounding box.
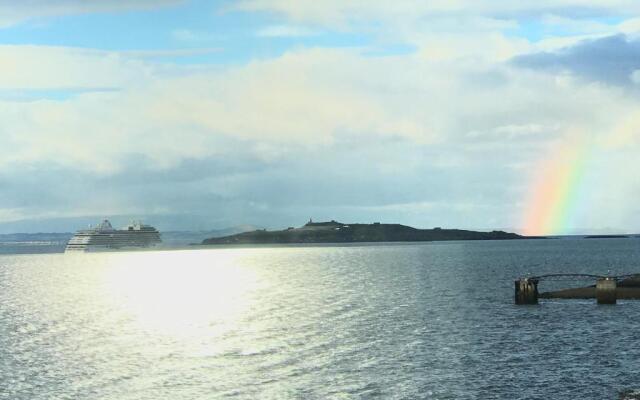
(596, 277, 617, 304)
(515, 278, 539, 305)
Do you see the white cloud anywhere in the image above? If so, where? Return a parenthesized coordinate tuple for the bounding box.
(233, 0, 640, 54)
(1, 17, 640, 231)
(530, 16, 640, 52)
(171, 29, 222, 43)
(256, 24, 318, 37)
(0, 42, 637, 174)
(0, 208, 23, 223)
(0, 0, 182, 28)
(0, 46, 160, 89)
(618, 18, 640, 36)
(121, 47, 223, 58)
(234, 0, 640, 27)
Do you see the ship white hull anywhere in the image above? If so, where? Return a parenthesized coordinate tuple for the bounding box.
(64, 244, 161, 253)
(65, 220, 162, 253)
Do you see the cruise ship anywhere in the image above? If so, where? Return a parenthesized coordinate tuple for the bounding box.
(65, 220, 162, 252)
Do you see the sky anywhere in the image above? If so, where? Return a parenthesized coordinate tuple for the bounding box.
(0, 0, 639, 234)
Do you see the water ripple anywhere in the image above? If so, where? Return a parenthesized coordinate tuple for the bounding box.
(2, 240, 640, 399)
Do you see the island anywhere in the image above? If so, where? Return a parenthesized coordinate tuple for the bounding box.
(585, 234, 630, 239)
(201, 220, 523, 245)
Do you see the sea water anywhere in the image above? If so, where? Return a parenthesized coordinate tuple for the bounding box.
(1, 239, 640, 399)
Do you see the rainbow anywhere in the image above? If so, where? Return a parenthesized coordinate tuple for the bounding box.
(521, 136, 592, 236)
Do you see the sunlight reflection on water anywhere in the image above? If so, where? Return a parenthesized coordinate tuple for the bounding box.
(102, 250, 262, 339)
(2, 240, 640, 399)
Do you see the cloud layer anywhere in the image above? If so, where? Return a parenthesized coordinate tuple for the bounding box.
(514, 34, 640, 85)
(0, 0, 182, 28)
(1, 2, 640, 234)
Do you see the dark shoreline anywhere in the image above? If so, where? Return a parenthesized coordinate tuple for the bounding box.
(585, 235, 630, 239)
(202, 220, 524, 245)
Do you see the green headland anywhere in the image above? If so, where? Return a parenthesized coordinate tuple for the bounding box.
(201, 220, 522, 245)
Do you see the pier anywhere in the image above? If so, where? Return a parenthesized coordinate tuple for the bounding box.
(514, 274, 640, 305)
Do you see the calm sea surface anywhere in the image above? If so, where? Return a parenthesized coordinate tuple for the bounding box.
(2, 239, 640, 399)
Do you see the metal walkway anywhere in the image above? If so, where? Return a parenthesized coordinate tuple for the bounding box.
(527, 273, 638, 282)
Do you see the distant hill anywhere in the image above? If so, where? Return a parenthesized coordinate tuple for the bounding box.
(0, 232, 72, 243)
(202, 220, 523, 245)
(0, 225, 260, 254)
(584, 235, 630, 239)
(0, 232, 72, 254)
(160, 225, 260, 246)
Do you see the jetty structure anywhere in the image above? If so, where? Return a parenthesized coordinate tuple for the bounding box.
(515, 274, 640, 305)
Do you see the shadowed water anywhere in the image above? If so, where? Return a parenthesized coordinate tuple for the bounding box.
(1, 239, 640, 399)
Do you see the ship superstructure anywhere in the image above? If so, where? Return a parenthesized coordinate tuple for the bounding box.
(65, 219, 162, 252)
